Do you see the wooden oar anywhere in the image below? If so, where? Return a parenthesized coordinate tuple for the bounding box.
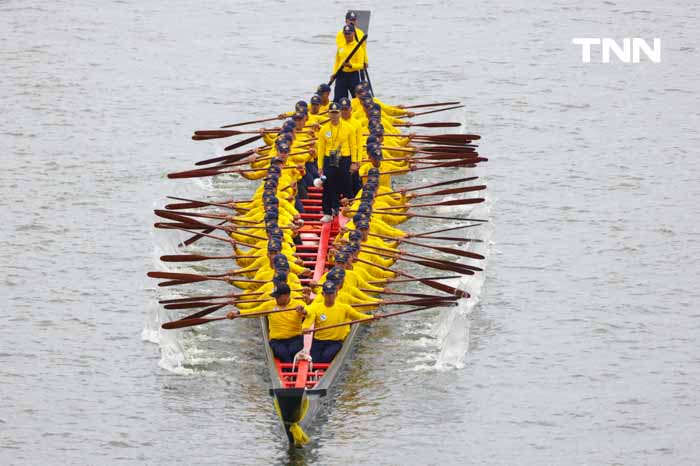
(398, 270, 469, 298)
(329, 35, 368, 85)
(404, 235, 482, 243)
(192, 129, 280, 140)
(359, 289, 455, 300)
(409, 223, 488, 238)
(147, 269, 256, 283)
(162, 305, 301, 330)
(347, 176, 478, 202)
(154, 223, 237, 246)
(401, 101, 461, 110)
(400, 237, 485, 260)
(367, 232, 484, 260)
(361, 244, 483, 272)
(394, 122, 461, 128)
(360, 246, 478, 274)
(369, 275, 461, 285)
(159, 291, 263, 305)
(302, 302, 458, 334)
(159, 253, 258, 263)
(353, 257, 468, 297)
(409, 104, 465, 117)
(381, 133, 480, 142)
(175, 303, 230, 320)
(351, 297, 459, 308)
(165, 196, 242, 210)
(220, 115, 284, 129)
(224, 134, 264, 151)
(368, 211, 486, 222)
(179, 220, 227, 247)
(374, 196, 487, 211)
(167, 163, 301, 180)
(411, 185, 487, 198)
(193, 148, 257, 166)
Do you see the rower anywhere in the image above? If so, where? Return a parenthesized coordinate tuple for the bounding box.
(300, 281, 372, 363)
(227, 283, 307, 363)
(332, 24, 366, 102)
(317, 83, 332, 113)
(317, 102, 356, 222)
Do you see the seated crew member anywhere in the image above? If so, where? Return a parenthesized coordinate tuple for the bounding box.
(300, 281, 372, 363)
(317, 83, 332, 113)
(332, 24, 366, 102)
(317, 102, 356, 222)
(227, 283, 307, 363)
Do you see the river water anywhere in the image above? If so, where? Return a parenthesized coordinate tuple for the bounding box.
(2, 1, 700, 464)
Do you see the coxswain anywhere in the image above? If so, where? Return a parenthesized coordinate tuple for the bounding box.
(316, 102, 356, 222)
(332, 24, 367, 102)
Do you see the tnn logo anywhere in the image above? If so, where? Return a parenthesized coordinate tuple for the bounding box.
(572, 38, 661, 63)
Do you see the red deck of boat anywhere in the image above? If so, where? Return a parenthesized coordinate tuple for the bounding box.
(272, 186, 341, 389)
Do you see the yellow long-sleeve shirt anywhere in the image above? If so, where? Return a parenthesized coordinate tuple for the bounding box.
(316, 120, 356, 171)
(341, 115, 363, 163)
(333, 37, 367, 74)
(302, 300, 371, 341)
(239, 298, 306, 340)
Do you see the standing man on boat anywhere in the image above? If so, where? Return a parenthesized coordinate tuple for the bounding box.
(332, 24, 367, 102)
(317, 102, 356, 222)
(336, 11, 368, 83)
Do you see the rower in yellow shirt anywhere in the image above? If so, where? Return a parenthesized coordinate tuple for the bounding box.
(228, 283, 307, 363)
(299, 281, 371, 363)
(317, 83, 332, 113)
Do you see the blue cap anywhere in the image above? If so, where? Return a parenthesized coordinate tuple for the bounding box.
(270, 282, 291, 298)
(310, 94, 321, 105)
(327, 266, 346, 284)
(338, 97, 351, 110)
(343, 24, 355, 35)
(370, 125, 384, 135)
(367, 167, 381, 177)
(346, 11, 357, 20)
(349, 230, 363, 241)
(334, 252, 348, 264)
(295, 100, 308, 109)
(322, 280, 337, 294)
(369, 147, 383, 160)
(366, 135, 379, 145)
(291, 112, 305, 121)
(317, 83, 331, 93)
(281, 120, 296, 131)
(273, 254, 289, 270)
(267, 240, 282, 252)
(272, 270, 288, 284)
(328, 102, 341, 113)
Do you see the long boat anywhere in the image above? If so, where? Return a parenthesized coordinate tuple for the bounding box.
(151, 7, 487, 451)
